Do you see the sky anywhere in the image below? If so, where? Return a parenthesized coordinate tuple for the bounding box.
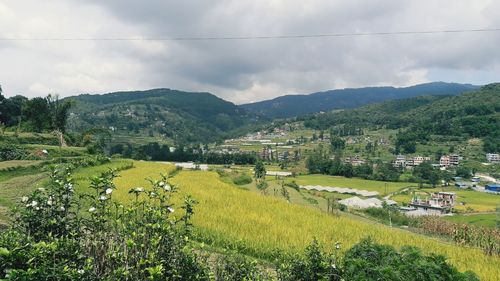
(0, 0, 499, 104)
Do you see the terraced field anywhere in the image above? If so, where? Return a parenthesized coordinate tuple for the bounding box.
(108, 161, 500, 280)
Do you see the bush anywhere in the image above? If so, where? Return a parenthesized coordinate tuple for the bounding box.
(0, 167, 210, 280)
(343, 238, 479, 281)
(232, 174, 253, 185)
(214, 253, 269, 281)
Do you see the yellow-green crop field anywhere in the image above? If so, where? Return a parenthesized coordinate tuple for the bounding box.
(103, 161, 500, 280)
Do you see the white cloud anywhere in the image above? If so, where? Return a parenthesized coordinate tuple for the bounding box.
(1, 0, 499, 103)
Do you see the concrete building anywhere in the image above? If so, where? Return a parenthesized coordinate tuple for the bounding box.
(409, 192, 456, 215)
(486, 153, 500, 163)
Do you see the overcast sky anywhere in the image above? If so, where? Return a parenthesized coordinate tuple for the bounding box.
(1, 0, 499, 104)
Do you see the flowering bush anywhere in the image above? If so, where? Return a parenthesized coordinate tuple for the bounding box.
(1, 167, 210, 280)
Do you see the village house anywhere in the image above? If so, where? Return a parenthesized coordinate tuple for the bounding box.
(440, 154, 461, 168)
(408, 192, 456, 215)
(344, 155, 366, 166)
(407, 156, 431, 166)
(486, 153, 500, 163)
(392, 155, 407, 168)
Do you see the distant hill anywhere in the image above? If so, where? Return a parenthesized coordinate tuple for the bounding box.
(241, 82, 479, 118)
(66, 88, 251, 144)
(302, 83, 500, 143)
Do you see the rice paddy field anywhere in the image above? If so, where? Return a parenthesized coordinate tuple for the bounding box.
(107, 161, 500, 280)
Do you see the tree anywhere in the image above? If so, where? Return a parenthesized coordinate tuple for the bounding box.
(330, 136, 345, 151)
(254, 159, 266, 179)
(455, 166, 472, 179)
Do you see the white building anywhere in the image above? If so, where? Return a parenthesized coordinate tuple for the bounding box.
(486, 153, 500, 163)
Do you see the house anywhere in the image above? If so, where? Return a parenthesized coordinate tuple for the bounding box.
(345, 155, 365, 166)
(485, 184, 500, 193)
(392, 155, 407, 168)
(409, 192, 456, 215)
(454, 182, 468, 188)
(486, 153, 500, 163)
(440, 154, 461, 168)
(407, 156, 431, 167)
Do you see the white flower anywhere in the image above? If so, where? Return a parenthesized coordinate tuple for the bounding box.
(77, 269, 84, 274)
(159, 181, 165, 187)
(31, 201, 38, 207)
(21, 196, 29, 203)
(335, 242, 341, 250)
(163, 184, 172, 191)
(105, 188, 113, 195)
(134, 187, 144, 192)
(331, 264, 337, 269)
(167, 207, 174, 213)
(89, 207, 96, 213)
(60, 206, 65, 211)
(47, 200, 53, 206)
(35, 207, 40, 211)
(65, 183, 74, 190)
(99, 195, 107, 201)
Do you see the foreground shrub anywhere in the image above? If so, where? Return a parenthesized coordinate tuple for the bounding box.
(1, 167, 210, 280)
(343, 238, 479, 281)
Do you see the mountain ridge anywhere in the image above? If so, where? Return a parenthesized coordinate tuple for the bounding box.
(241, 82, 480, 118)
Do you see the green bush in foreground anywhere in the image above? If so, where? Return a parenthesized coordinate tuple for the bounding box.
(0, 167, 479, 280)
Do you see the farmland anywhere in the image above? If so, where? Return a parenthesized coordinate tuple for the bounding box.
(106, 161, 499, 280)
(444, 213, 498, 228)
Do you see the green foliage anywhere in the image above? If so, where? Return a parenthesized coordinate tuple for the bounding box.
(302, 84, 500, 154)
(455, 166, 472, 178)
(254, 160, 266, 179)
(343, 238, 479, 281)
(214, 253, 269, 281)
(0, 167, 211, 280)
(330, 136, 345, 151)
(413, 161, 442, 187)
(232, 173, 253, 185)
(67, 89, 251, 144)
(277, 239, 342, 281)
(0, 144, 29, 161)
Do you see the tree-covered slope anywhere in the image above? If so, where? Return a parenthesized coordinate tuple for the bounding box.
(66, 88, 251, 144)
(302, 83, 500, 145)
(242, 82, 479, 118)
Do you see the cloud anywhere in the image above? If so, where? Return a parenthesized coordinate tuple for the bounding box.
(1, 0, 499, 103)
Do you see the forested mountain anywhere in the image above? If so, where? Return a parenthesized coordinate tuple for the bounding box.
(66, 89, 251, 144)
(302, 83, 500, 152)
(242, 82, 479, 118)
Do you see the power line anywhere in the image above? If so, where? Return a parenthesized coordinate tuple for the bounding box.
(1, 27, 499, 41)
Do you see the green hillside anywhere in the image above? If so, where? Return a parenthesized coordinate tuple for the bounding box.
(303, 84, 500, 145)
(66, 89, 252, 144)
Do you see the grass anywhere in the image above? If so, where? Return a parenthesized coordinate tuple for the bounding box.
(107, 161, 499, 280)
(392, 187, 500, 212)
(444, 213, 499, 228)
(0, 160, 43, 170)
(292, 174, 416, 195)
(0, 173, 48, 222)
